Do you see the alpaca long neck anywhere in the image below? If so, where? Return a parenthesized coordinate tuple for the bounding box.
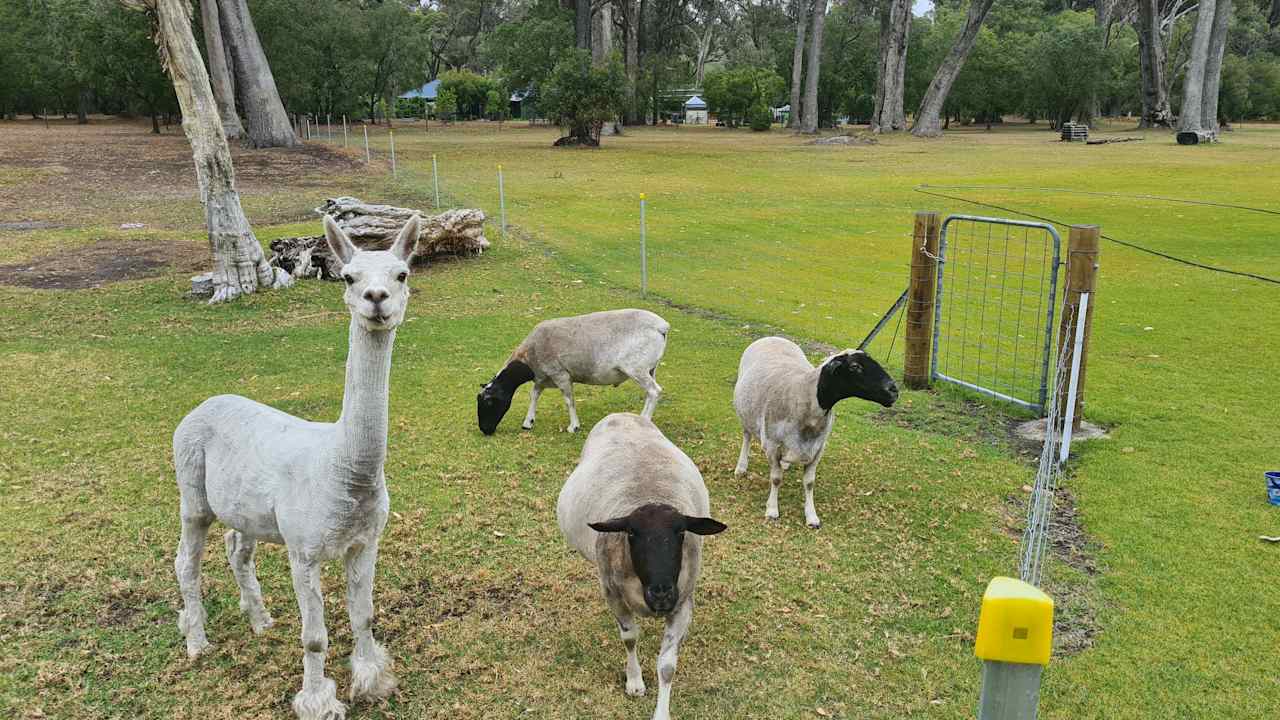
(337, 318, 395, 480)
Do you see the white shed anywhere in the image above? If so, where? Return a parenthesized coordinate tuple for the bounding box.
(684, 95, 708, 125)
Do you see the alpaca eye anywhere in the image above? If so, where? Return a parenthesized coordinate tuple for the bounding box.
(342, 273, 354, 285)
(396, 272, 408, 283)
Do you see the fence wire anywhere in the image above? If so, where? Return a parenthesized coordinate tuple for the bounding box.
(932, 216, 1061, 414)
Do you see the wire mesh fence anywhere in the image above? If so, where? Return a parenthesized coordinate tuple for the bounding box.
(931, 215, 1062, 415)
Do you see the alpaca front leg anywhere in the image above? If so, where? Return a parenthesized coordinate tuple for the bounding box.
(289, 552, 345, 720)
(652, 599, 693, 720)
(175, 513, 214, 659)
(345, 543, 397, 703)
(225, 530, 273, 634)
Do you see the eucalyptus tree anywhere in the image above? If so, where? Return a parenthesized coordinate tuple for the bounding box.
(215, 0, 298, 146)
(800, 0, 828, 133)
(1178, 0, 1233, 140)
(910, 0, 997, 136)
(870, 0, 911, 132)
(788, 0, 810, 127)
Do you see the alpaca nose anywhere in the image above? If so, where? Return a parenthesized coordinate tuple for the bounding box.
(363, 287, 389, 304)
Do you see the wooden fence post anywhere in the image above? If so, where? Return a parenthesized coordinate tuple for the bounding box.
(904, 211, 941, 390)
(1056, 225, 1100, 430)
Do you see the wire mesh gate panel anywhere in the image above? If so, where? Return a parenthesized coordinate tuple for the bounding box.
(931, 215, 1061, 414)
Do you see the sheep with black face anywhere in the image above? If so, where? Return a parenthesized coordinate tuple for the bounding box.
(557, 413, 727, 720)
(733, 337, 899, 529)
(476, 309, 669, 435)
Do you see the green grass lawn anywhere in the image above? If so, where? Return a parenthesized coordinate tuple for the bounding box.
(1, 119, 1277, 719)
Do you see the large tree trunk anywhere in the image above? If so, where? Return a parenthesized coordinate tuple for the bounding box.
(910, 0, 996, 137)
(1177, 0, 1217, 139)
(1270, 0, 1280, 28)
(575, 0, 591, 50)
(787, 0, 809, 129)
(624, 0, 640, 124)
(77, 87, 91, 124)
(140, 0, 290, 303)
(1136, 0, 1173, 128)
(871, 0, 910, 133)
(217, 0, 297, 147)
(799, 0, 826, 134)
(1200, 0, 1232, 136)
(199, 0, 244, 139)
(592, 2, 620, 135)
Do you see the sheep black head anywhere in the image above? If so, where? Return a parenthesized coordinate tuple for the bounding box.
(590, 502, 727, 615)
(817, 349, 899, 411)
(476, 360, 535, 435)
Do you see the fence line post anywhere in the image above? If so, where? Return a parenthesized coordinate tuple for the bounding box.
(432, 154, 441, 208)
(342, 115, 348, 147)
(1056, 225, 1100, 431)
(389, 131, 396, 177)
(975, 577, 1053, 720)
(640, 193, 648, 296)
(327, 113, 332, 141)
(363, 125, 370, 163)
(904, 211, 941, 390)
(497, 164, 506, 236)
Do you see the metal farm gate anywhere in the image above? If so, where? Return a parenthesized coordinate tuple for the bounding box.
(930, 215, 1062, 415)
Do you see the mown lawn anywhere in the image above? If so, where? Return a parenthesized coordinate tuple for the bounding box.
(1, 118, 1277, 719)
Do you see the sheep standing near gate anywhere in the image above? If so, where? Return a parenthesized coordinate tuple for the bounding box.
(734, 337, 899, 528)
(171, 216, 419, 720)
(557, 413, 727, 720)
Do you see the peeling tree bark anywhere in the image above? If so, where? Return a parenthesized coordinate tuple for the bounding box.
(575, 0, 591, 50)
(592, 1, 620, 135)
(788, 0, 809, 129)
(136, 0, 290, 303)
(199, 0, 244, 139)
(1177, 0, 1217, 140)
(217, 0, 297, 148)
(871, 0, 910, 133)
(1200, 0, 1232, 136)
(799, 0, 826, 134)
(910, 0, 996, 137)
(1136, 0, 1172, 128)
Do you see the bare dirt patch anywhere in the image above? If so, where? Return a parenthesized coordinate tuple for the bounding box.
(0, 117, 373, 229)
(0, 239, 204, 289)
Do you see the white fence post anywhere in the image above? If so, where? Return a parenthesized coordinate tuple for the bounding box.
(389, 130, 396, 177)
(342, 115, 348, 147)
(363, 125, 370, 163)
(432, 154, 441, 208)
(640, 193, 648, 296)
(497, 164, 506, 236)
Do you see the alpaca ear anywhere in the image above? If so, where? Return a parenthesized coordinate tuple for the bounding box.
(589, 517, 631, 533)
(323, 215, 357, 265)
(391, 215, 420, 262)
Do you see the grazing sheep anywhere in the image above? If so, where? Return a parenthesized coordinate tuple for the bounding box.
(477, 309, 669, 434)
(733, 337, 899, 528)
(557, 413, 727, 720)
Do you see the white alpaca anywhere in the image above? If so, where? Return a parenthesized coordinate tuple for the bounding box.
(172, 215, 419, 720)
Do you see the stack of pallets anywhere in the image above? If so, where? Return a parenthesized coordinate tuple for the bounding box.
(1060, 122, 1089, 142)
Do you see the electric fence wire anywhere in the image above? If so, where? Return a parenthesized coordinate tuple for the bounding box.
(1019, 318, 1074, 587)
(914, 185, 1280, 286)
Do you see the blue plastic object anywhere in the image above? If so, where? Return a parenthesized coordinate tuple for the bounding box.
(1267, 472, 1280, 507)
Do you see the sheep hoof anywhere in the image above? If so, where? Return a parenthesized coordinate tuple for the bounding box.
(625, 678, 646, 697)
(734, 466, 747, 478)
(764, 512, 779, 522)
(566, 425, 580, 434)
(807, 518, 822, 530)
(522, 421, 534, 430)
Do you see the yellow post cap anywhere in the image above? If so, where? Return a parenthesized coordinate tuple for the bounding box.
(640, 193, 646, 200)
(974, 577, 1054, 666)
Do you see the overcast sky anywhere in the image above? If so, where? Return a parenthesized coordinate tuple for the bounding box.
(914, 0, 933, 15)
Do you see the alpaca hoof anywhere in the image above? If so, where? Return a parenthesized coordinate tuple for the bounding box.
(250, 614, 274, 635)
(625, 677, 646, 697)
(350, 647, 398, 702)
(293, 678, 347, 720)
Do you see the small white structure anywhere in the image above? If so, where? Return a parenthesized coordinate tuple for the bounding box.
(684, 95, 708, 125)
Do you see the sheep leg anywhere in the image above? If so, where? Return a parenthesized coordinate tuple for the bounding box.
(607, 596, 645, 697)
(626, 368, 663, 419)
(801, 461, 822, 529)
(552, 376, 581, 433)
(288, 551, 346, 720)
(521, 382, 543, 430)
(175, 509, 214, 659)
(734, 430, 751, 477)
(345, 542, 397, 702)
(764, 450, 785, 521)
(652, 598, 693, 720)
(225, 530, 274, 634)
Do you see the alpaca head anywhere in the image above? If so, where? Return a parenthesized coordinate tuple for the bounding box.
(323, 215, 419, 332)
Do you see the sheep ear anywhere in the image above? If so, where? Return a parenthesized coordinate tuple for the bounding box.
(589, 517, 631, 533)
(683, 517, 727, 536)
(323, 215, 357, 265)
(391, 214, 420, 262)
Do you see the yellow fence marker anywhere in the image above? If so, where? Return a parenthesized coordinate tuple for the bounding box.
(975, 577, 1053, 719)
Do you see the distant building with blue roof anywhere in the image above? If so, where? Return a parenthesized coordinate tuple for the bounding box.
(684, 95, 708, 125)
(399, 79, 440, 101)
